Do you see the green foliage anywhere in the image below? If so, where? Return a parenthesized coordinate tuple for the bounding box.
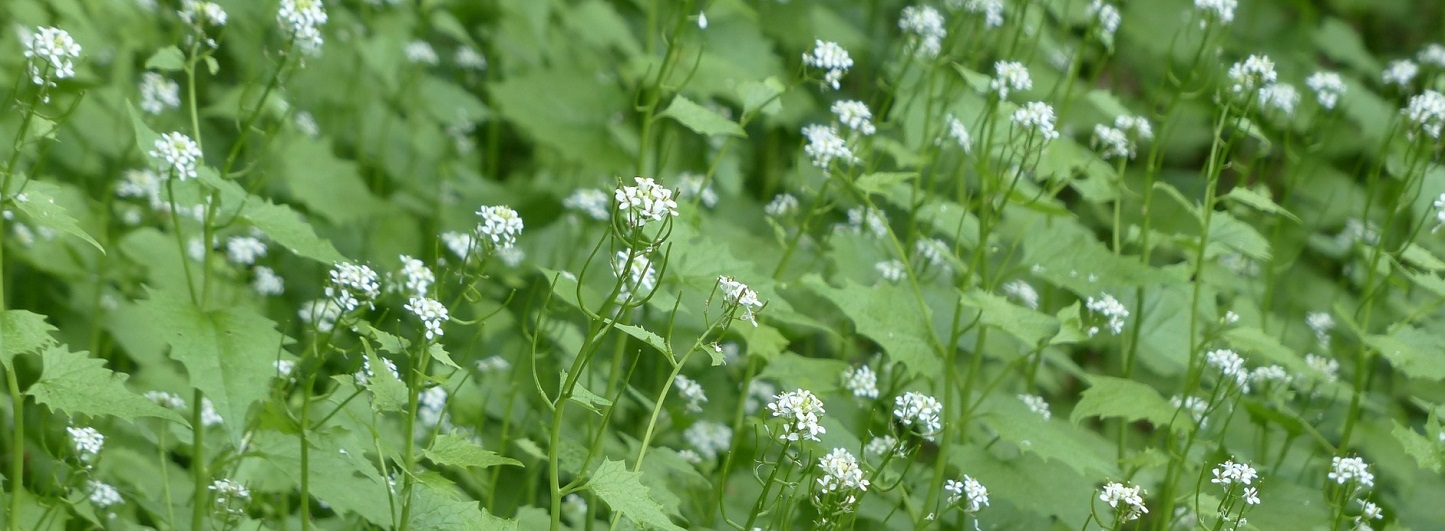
(586, 459, 685, 531)
(27, 346, 184, 423)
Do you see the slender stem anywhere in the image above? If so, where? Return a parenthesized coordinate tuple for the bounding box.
(191, 388, 208, 531)
(6, 367, 22, 531)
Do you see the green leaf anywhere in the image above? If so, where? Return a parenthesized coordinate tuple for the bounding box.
(27, 346, 185, 423)
(362, 350, 408, 413)
(13, 181, 103, 252)
(959, 288, 1059, 346)
(199, 172, 345, 264)
(613, 323, 674, 363)
(587, 459, 686, 531)
(737, 77, 785, 118)
(659, 95, 746, 138)
(1070, 375, 1175, 430)
(1207, 211, 1271, 261)
(1402, 243, 1445, 272)
(802, 274, 940, 378)
(984, 396, 1118, 477)
(757, 351, 850, 393)
(1392, 420, 1443, 472)
(135, 287, 290, 442)
(241, 430, 393, 527)
(566, 377, 613, 415)
(1366, 326, 1445, 381)
(1225, 186, 1301, 223)
(424, 432, 523, 470)
(1, 310, 58, 369)
(144, 46, 185, 71)
(854, 172, 917, 197)
(408, 474, 514, 531)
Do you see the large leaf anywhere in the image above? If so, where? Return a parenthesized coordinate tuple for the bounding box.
(1393, 420, 1444, 473)
(802, 274, 940, 377)
(27, 346, 185, 423)
(12, 180, 103, 252)
(587, 459, 686, 531)
(1, 310, 58, 369)
(1070, 375, 1175, 430)
(424, 432, 523, 470)
(659, 95, 746, 138)
(1367, 326, 1445, 381)
(959, 288, 1059, 346)
(983, 396, 1117, 477)
(135, 288, 290, 442)
(240, 429, 393, 527)
(201, 172, 345, 264)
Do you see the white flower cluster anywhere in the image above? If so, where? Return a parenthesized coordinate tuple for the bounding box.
(476, 355, 511, 373)
(564, 188, 611, 220)
(677, 173, 718, 208)
(802, 124, 858, 168)
(1383, 60, 1419, 88)
(277, 0, 327, 56)
(68, 426, 105, 461)
(1099, 482, 1147, 521)
(24, 27, 82, 89)
(88, 480, 123, 508)
(899, 5, 947, 58)
(674, 375, 708, 413)
(225, 235, 267, 266)
(817, 448, 870, 494)
(613, 250, 658, 301)
(766, 388, 827, 442)
(957, 0, 1005, 28)
(991, 61, 1032, 100)
(765, 193, 799, 217)
(1304, 353, 1340, 383)
(1195, 0, 1237, 25)
(1086, 293, 1129, 336)
(615, 177, 679, 228)
(802, 40, 853, 90)
(944, 114, 972, 152)
(1018, 394, 1051, 419)
(831, 100, 877, 136)
(841, 365, 879, 399)
(1250, 365, 1289, 388)
(846, 207, 890, 238)
(404, 297, 448, 340)
(683, 421, 732, 460)
(1329, 456, 1375, 489)
(1258, 83, 1301, 116)
(253, 267, 283, 296)
(914, 238, 952, 275)
(1404, 90, 1445, 140)
(209, 478, 250, 515)
(719, 275, 764, 326)
(1011, 101, 1060, 142)
(875, 260, 905, 283)
(1088, 1, 1121, 40)
(476, 205, 524, 249)
(1171, 395, 1209, 427)
(201, 398, 223, 426)
(1306, 71, 1347, 110)
(405, 40, 439, 65)
(146, 391, 187, 409)
(416, 387, 450, 429)
(299, 299, 341, 332)
(1205, 348, 1250, 393)
(149, 132, 204, 180)
(140, 72, 180, 114)
(274, 359, 296, 379)
(865, 435, 899, 458)
(455, 46, 487, 71)
(1003, 279, 1039, 309)
(1307, 311, 1334, 348)
(398, 255, 434, 297)
(1419, 43, 1445, 67)
(326, 262, 381, 313)
(746, 380, 777, 415)
(179, 1, 228, 48)
(1228, 55, 1277, 96)
(945, 475, 989, 513)
(355, 355, 400, 386)
(1211, 460, 1259, 487)
(1433, 193, 1445, 233)
(893, 391, 943, 438)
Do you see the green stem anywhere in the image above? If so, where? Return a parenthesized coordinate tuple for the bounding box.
(191, 388, 208, 531)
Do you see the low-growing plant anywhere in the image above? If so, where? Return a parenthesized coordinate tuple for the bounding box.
(2, 0, 1445, 530)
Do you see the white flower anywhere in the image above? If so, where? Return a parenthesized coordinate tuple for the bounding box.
(149, 132, 204, 180)
(1011, 101, 1060, 142)
(1099, 482, 1148, 521)
(817, 448, 870, 493)
(1210, 459, 1259, 487)
(179, 1, 227, 48)
(841, 365, 879, 399)
(674, 375, 708, 413)
(1259, 83, 1301, 116)
(252, 265, 285, 296)
(562, 494, 588, 524)
(1304, 353, 1340, 383)
(1194, 0, 1237, 25)
(299, 298, 341, 332)
(991, 61, 1033, 100)
(145, 391, 187, 409)
(915, 238, 953, 275)
(718, 275, 765, 326)
(697, 11, 708, 29)
(1018, 394, 1051, 419)
(405, 297, 449, 340)
(865, 435, 899, 457)
(1206, 348, 1250, 393)
(677, 173, 718, 208)
(1383, 60, 1419, 87)
(564, 188, 611, 220)
(766, 388, 827, 442)
(875, 260, 906, 283)
(614, 177, 679, 228)
(454, 46, 487, 71)
(1329, 456, 1375, 489)
(1086, 293, 1129, 336)
(764, 193, 799, 217)
(957, 0, 1005, 28)
(398, 255, 434, 297)
(209, 478, 250, 514)
(893, 391, 943, 438)
(846, 206, 890, 238)
(1420, 44, 1445, 67)
(1228, 55, 1278, 95)
(1171, 395, 1209, 427)
(802, 124, 858, 168)
(946, 475, 989, 513)
(683, 421, 732, 460)
(1307, 311, 1334, 347)
(199, 398, 223, 426)
(404, 40, 439, 65)
(293, 111, 320, 137)
(87, 480, 123, 508)
(1093, 124, 1133, 159)
(68, 426, 104, 460)
(1223, 310, 1241, 325)
(1250, 365, 1289, 387)
(274, 359, 296, 379)
(609, 250, 656, 302)
(417, 386, 448, 428)
(355, 355, 400, 386)
(1404, 90, 1445, 140)
(802, 40, 853, 90)
(831, 100, 877, 136)
(1087, 1, 1121, 39)
(944, 114, 972, 152)
(139, 72, 180, 114)
(1114, 114, 1154, 140)
(1434, 193, 1445, 233)
(1359, 500, 1384, 521)
(1002, 279, 1039, 309)
(476, 205, 524, 249)
(326, 262, 381, 312)
(1306, 71, 1347, 110)
(1242, 486, 1261, 506)
(277, 0, 327, 57)
(23, 26, 83, 87)
(899, 5, 946, 58)
(475, 355, 511, 373)
(225, 236, 267, 265)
